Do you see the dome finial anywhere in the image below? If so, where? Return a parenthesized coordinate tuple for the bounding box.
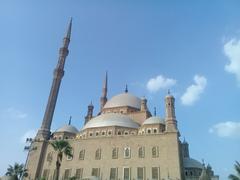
(154, 107, 156, 116)
(68, 116, 72, 125)
(125, 84, 128, 93)
(167, 89, 171, 95)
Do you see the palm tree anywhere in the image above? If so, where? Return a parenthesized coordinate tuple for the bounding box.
(5, 162, 28, 180)
(50, 140, 73, 180)
(229, 161, 240, 180)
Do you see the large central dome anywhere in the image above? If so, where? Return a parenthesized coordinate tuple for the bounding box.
(83, 113, 140, 130)
(104, 93, 141, 109)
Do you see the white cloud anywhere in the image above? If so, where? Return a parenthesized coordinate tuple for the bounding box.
(223, 38, 240, 85)
(209, 121, 240, 138)
(181, 75, 207, 106)
(6, 107, 28, 119)
(146, 75, 176, 93)
(20, 129, 37, 143)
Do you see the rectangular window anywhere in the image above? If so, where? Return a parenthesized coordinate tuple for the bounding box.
(138, 147, 145, 158)
(79, 149, 85, 160)
(92, 168, 100, 177)
(112, 148, 118, 159)
(75, 168, 83, 179)
(95, 148, 101, 160)
(64, 169, 71, 180)
(152, 167, 159, 180)
(110, 168, 118, 180)
(42, 169, 49, 180)
(137, 167, 144, 180)
(123, 168, 130, 180)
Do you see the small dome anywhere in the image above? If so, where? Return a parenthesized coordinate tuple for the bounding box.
(104, 93, 141, 109)
(143, 116, 165, 125)
(183, 158, 203, 169)
(56, 125, 79, 134)
(83, 113, 140, 130)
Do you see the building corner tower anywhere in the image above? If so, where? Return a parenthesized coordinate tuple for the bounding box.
(36, 19, 72, 140)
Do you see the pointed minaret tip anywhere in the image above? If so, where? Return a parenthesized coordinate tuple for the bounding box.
(125, 84, 128, 93)
(104, 71, 108, 89)
(167, 89, 170, 95)
(66, 17, 72, 39)
(68, 116, 72, 125)
(154, 107, 156, 116)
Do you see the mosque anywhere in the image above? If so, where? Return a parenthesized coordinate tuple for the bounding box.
(24, 20, 219, 180)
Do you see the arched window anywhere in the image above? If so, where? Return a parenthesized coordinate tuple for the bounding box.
(79, 149, 85, 160)
(47, 152, 53, 162)
(152, 146, 159, 158)
(124, 147, 131, 158)
(112, 147, 118, 159)
(138, 147, 145, 158)
(67, 149, 73, 160)
(95, 148, 101, 160)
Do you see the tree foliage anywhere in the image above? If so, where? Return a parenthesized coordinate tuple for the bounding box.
(229, 161, 240, 180)
(5, 162, 28, 180)
(50, 140, 73, 180)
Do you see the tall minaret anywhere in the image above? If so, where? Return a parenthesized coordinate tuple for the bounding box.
(100, 71, 108, 112)
(36, 19, 72, 140)
(165, 90, 178, 132)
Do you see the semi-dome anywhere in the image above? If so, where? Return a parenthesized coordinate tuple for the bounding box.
(83, 113, 140, 130)
(56, 125, 79, 134)
(143, 116, 165, 125)
(183, 158, 203, 169)
(103, 93, 141, 109)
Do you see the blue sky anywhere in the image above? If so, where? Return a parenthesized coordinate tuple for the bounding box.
(0, 0, 240, 179)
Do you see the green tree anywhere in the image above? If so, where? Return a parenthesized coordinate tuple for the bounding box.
(229, 161, 240, 180)
(5, 162, 28, 180)
(51, 140, 73, 180)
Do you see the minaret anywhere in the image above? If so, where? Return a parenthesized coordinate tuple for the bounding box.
(165, 90, 178, 132)
(140, 97, 147, 111)
(85, 102, 94, 124)
(100, 72, 108, 112)
(181, 139, 189, 158)
(36, 19, 72, 140)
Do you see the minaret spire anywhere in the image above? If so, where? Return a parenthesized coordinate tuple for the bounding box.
(68, 116, 72, 125)
(125, 84, 128, 93)
(154, 107, 156, 116)
(66, 18, 72, 39)
(100, 71, 108, 112)
(36, 19, 72, 140)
